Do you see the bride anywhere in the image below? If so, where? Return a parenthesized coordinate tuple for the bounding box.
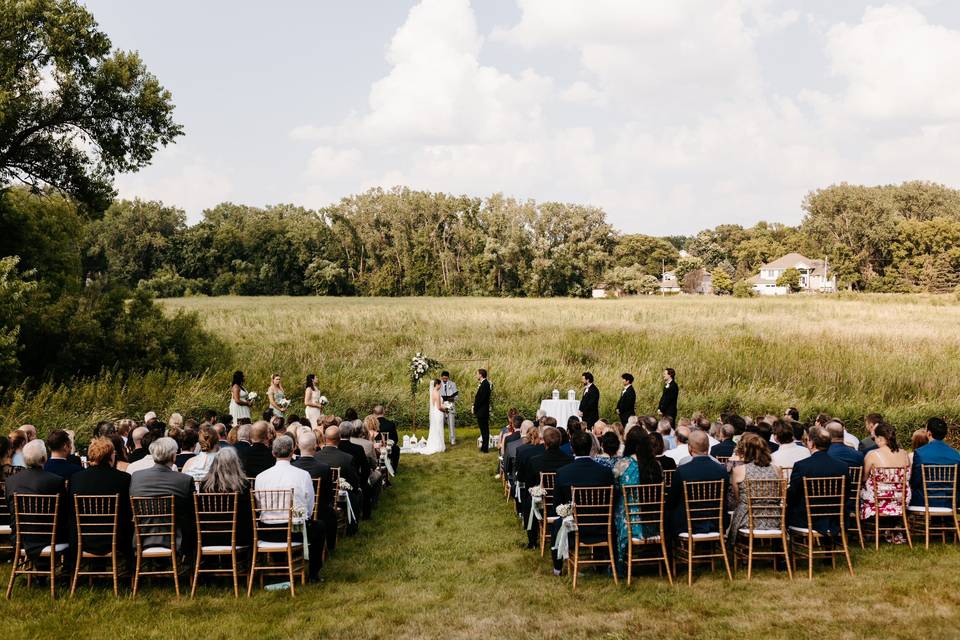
(420, 378, 446, 455)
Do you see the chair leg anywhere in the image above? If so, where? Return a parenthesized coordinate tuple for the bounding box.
(626, 543, 633, 587)
(70, 548, 81, 597)
(687, 541, 693, 586)
(608, 540, 618, 585)
(807, 536, 813, 580)
(132, 551, 141, 596)
(721, 541, 733, 581)
(746, 536, 754, 580)
(903, 513, 913, 549)
(287, 549, 296, 597)
(112, 553, 119, 597)
(571, 545, 579, 591)
(246, 552, 256, 597)
(5, 547, 17, 599)
(782, 535, 793, 580)
(172, 553, 180, 598)
(841, 531, 854, 576)
(662, 539, 673, 586)
(190, 552, 200, 598)
(231, 551, 239, 598)
(874, 514, 880, 550)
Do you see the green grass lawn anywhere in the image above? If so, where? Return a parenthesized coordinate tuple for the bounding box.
(4, 432, 960, 639)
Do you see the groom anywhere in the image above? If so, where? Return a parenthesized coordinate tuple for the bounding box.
(472, 368, 492, 453)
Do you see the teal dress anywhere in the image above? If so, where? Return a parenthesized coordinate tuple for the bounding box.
(614, 456, 663, 576)
(271, 389, 286, 418)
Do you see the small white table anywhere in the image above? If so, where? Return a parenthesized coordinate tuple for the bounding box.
(538, 398, 581, 428)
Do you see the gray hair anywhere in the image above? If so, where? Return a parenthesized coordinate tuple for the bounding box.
(272, 434, 294, 459)
(131, 426, 148, 444)
(339, 420, 354, 439)
(520, 420, 535, 436)
(23, 439, 48, 468)
(149, 437, 178, 466)
(201, 448, 247, 493)
(353, 421, 366, 438)
(237, 423, 252, 442)
(298, 429, 317, 455)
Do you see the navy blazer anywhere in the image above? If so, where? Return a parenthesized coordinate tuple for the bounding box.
(787, 451, 849, 533)
(5, 468, 68, 556)
(710, 440, 735, 458)
(666, 456, 728, 534)
(827, 443, 864, 469)
(910, 440, 960, 507)
(514, 443, 545, 487)
(526, 449, 574, 507)
(44, 457, 83, 481)
(554, 457, 613, 543)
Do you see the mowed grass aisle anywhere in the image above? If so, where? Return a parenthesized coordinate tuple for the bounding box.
(5, 435, 960, 639)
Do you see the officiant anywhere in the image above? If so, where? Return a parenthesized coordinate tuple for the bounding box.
(440, 371, 459, 445)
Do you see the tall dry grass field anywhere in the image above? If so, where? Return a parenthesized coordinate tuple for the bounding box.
(2, 294, 959, 441)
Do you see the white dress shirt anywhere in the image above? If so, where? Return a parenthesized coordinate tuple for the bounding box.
(664, 444, 689, 465)
(771, 441, 811, 470)
(126, 456, 176, 475)
(254, 459, 315, 522)
(842, 430, 860, 449)
(441, 379, 458, 402)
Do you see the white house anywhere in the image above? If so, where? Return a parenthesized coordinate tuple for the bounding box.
(591, 284, 621, 298)
(747, 253, 837, 296)
(659, 272, 681, 294)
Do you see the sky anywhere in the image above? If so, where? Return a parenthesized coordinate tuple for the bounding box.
(83, 0, 960, 235)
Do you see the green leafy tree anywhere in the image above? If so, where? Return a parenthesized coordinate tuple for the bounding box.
(0, 0, 183, 211)
(732, 280, 755, 298)
(305, 258, 348, 295)
(674, 255, 703, 283)
(776, 267, 802, 292)
(711, 267, 733, 295)
(612, 234, 679, 276)
(603, 264, 659, 295)
(0, 255, 36, 382)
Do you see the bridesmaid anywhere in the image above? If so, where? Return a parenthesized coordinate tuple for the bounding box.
(267, 373, 287, 419)
(229, 370, 252, 423)
(304, 373, 324, 427)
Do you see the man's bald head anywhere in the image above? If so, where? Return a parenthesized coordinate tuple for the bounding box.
(688, 429, 709, 455)
(250, 420, 269, 443)
(324, 425, 341, 445)
(676, 425, 691, 444)
(826, 421, 845, 442)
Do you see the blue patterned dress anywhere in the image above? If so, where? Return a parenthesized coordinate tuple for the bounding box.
(613, 457, 641, 575)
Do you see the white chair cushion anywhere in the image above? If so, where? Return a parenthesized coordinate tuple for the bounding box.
(631, 535, 662, 544)
(201, 545, 248, 553)
(678, 532, 721, 540)
(141, 546, 173, 557)
(0, 525, 11, 535)
(256, 540, 303, 550)
(39, 543, 69, 555)
(738, 528, 783, 536)
(788, 526, 823, 535)
(907, 505, 954, 514)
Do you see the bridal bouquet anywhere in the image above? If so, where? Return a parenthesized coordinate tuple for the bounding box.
(247, 391, 258, 401)
(408, 352, 442, 397)
(442, 400, 454, 412)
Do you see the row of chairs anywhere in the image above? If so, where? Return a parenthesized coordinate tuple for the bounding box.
(529, 463, 960, 588)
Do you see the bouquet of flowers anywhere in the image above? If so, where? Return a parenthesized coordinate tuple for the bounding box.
(318, 395, 328, 406)
(408, 352, 442, 397)
(277, 397, 291, 410)
(442, 400, 454, 413)
(555, 502, 573, 518)
(247, 391, 258, 401)
(338, 477, 354, 492)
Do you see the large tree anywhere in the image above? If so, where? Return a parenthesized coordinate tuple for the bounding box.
(0, 0, 182, 211)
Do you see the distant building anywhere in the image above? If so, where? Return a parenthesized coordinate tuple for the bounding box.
(591, 284, 622, 298)
(660, 269, 712, 294)
(659, 272, 681, 294)
(747, 253, 837, 296)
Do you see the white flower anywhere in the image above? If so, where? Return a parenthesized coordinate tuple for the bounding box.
(556, 503, 573, 518)
(528, 486, 545, 498)
(338, 478, 354, 491)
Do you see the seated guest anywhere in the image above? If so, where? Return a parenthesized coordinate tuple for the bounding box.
(214, 423, 232, 449)
(126, 431, 168, 474)
(515, 427, 545, 548)
(657, 418, 676, 450)
(374, 405, 400, 473)
(182, 425, 220, 481)
(650, 432, 677, 471)
(755, 421, 779, 453)
(0, 436, 13, 479)
(614, 426, 663, 575)
(787, 426, 849, 533)
(292, 429, 337, 553)
(551, 431, 614, 575)
(559, 416, 580, 456)
(503, 417, 528, 477)
(664, 426, 691, 465)
(200, 447, 251, 547)
(860, 423, 910, 540)
(43, 429, 83, 480)
(5, 440, 68, 558)
(254, 435, 322, 578)
(666, 430, 728, 535)
(770, 419, 810, 470)
(710, 424, 736, 459)
(859, 413, 882, 454)
(126, 426, 150, 464)
(107, 434, 130, 472)
(596, 431, 621, 469)
(174, 428, 199, 470)
(910, 417, 960, 508)
(129, 437, 197, 558)
(727, 433, 781, 543)
(353, 418, 379, 474)
(239, 421, 275, 478)
(826, 421, 865, 468)
(233, 422, 252, 455)
(69, 437, 133, 562)
(7, 429, 27, 470)
(338, 421, 373, 519)
(316, 426, 362, 534)
(909, 429, 930, 465)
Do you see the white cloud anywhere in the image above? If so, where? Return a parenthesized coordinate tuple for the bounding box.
(560, 80, 607, 107)
(306, 146, 362, 179)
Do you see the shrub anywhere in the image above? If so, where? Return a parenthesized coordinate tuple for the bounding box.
(733, 280, 756, 298)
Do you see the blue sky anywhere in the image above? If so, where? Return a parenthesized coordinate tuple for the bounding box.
(85, 1, 960, 234)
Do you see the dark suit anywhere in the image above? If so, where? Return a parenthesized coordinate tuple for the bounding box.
(616, 385, 636, 425)
(292, 455, 337, 553)
(551, 457, 614, 570)
(69, 464, 133, 557)
(710, 440, 735, 458)
(666, 456, 728, 535)
(239, 442, 274, 478)
(5, 468, 68, 557)
(44, 457, 83, 481)
(910, 440, 960, 507)
(129, 464, 197, 556)
(827, 443, 864, 469)
(858, 436, 878, 455)
(658, 380, 679, 421)
(127, 447, 148, 464)
(579, 384, 600, 427)
(523, 447, 572, 547)
(474, 378, 492, 452)
(377, 416, 400, 472)
(515, 443, 545, 546)
(787, 451, 849, 533)
(316, 445, 361, 534)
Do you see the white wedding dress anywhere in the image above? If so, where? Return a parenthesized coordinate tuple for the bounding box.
(420, 388, 446, 455)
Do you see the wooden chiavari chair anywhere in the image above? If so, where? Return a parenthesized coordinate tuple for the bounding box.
(621, 483, 671, 585)
(846, 466, 864, 549)
(537, 472, 557, 557)
(779, 466, 793, 481)
(249, 489, 306, 597)
(568, 486, 617, 591)
(246, 477, 257, 490)
(311, 477, 328, 562)
(733, 478, 791, 580)
(5, 494, 65, 599)
(908, 464, 960, 549)
(865, 467, 912, 549)
(0, 481, 12, 556)
(675, 479, 732, 585)
(663, 469, 674, 491)
(193, 492, 243, 597)
(330, 467, 347, 539)
(131, 495, 180, 596)
(789, 476, 853, 579)
(716, 456, 731, 465)
(71, 494, 120, 596)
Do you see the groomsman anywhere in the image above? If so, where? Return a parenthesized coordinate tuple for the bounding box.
(616, 373, 636, 425)
(472, 369, 492, 453)
(440, 371, 459, 445)
(658, 367, 679, 423)
(578, 371, 600, 427)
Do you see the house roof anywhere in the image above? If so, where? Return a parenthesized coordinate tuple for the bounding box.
(760, 253, 829, 277)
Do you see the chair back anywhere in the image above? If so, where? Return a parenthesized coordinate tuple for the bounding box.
(312, 477, 322, 521)
(716, 456, 731, 464)
(251, 489, 295, 541)
(802, 476, 846, 534)
(663, 469, 674, 490)
(621, 483, 664, 538)
(131, 495, 177, 551)
(868, 467, 909, 513)
(330, 466, 341, 490)
(13, 493, 60, 551)
(539, 472, 556, 516)
(570, 486, 614, 541)
(194, 492, 238, 548)
(920, 464, 958, 510)
(780, 466, 793, 481)
(682, 479, 725, 534)
(245, 477, 257, 490)
(74, 494, 119, 553)
(743, 478, 786, 531)
(0, 481, 9, 527)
